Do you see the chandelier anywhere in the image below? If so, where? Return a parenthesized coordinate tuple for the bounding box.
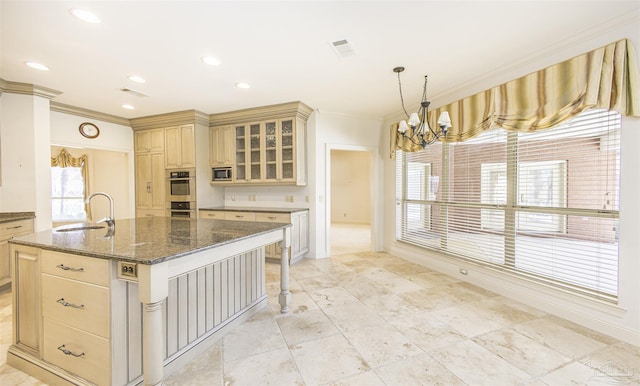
(393, 66, 451, 148)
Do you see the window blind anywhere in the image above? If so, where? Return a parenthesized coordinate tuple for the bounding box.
(396, 109, 621, 301)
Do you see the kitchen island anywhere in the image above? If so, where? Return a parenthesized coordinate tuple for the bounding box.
(7, 217, 292, 386)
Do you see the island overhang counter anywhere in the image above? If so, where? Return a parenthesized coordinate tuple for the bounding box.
(7, 217, 293, 386)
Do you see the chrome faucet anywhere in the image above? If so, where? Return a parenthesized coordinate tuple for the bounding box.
(86, 192, 115, 229)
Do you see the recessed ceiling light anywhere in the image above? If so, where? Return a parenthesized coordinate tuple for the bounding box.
(70, 9, 101, 23)
(122, 104, 135, 110)
(235, 82, 250, 89)
(202, 56, 221, 66)
(25, 61, 49, 71)
(128, 75, 146, 83)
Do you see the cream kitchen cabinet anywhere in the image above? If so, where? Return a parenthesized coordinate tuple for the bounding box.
(134, 128, 164, 153)
(0, 217, 34, 288)
(199, 208, 309, 263)
(209, 101, 312, 186)
(135, 152, 165, 214)
(165, 124, 195, 169)
(209, 125, 234, 167)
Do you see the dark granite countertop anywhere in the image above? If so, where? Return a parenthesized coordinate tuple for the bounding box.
(0, 212, 35, 224)
(199, 206, 308, 214)
(9, 217, 290, 265)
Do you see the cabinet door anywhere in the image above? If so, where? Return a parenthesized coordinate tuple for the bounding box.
(210, 126, 234, 166)
(248, 123, 263, 181)
(150, 152, 166, 209)
(135, 153, 152, 209)
(165, 126, 180, 168)
(135, 129, 164, 153)
(265, 121, 278, 180)
(280, 119, 295, 181)
(235, 125, 247, 181)
(179, 125, 196, 168)
(12, 245, 41, 355)
(0, 239, 9, 285)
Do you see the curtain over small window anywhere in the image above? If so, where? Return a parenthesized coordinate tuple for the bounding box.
(51, 148, 90, 221)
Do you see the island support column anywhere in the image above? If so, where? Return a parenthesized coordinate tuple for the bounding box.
(138, 262, 169, 386)
(278, 227, 291, 313)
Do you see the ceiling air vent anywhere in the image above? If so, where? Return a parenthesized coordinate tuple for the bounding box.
(120, 88, 148, 98)
(330, 39, 356, 58)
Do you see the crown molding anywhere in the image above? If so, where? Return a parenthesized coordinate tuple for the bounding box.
(0, 78, 62, 99)
(129, 109, 210, 131)
(50, 101, 131, 126)
(209, 101, 313, 126)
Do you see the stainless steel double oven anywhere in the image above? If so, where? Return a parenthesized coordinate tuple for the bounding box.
(166, 169, 196, 218)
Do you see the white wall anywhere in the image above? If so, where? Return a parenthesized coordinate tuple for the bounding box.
(50, 111, 135, 219)
(0, 93, 52, 231)
(382, 14, 640, 344)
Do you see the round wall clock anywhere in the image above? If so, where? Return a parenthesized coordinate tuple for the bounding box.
(79, 122, 100, 139)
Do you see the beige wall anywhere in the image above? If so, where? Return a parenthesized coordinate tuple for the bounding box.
(51, 146, 130, 225)
(330, 150, 371, 224)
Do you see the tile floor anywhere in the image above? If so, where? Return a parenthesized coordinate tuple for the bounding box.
(1, 225, 639, 385)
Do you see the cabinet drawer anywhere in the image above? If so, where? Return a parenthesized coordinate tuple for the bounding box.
(224, 212, 256, 221)
(0, 219, 33, 239)
(255, 213, 291, 223)
(41, 250, 110, 287)
(43, 319, 110, 386)
(42, 274, 110, 338)
(200, 210, 225, 220)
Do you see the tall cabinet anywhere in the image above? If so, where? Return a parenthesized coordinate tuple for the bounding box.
(134, 129, 166, 217)
(210, 101, 312, 186)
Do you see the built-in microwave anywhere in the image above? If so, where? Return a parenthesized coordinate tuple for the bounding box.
(166, 169, 196, 201)
(212, 167, 232, 182)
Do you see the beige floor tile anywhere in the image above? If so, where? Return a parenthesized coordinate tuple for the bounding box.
(540, 361, 613, 385)
(329, 370, 386, 386)
(514, 317, 610, 359)
(430, 339, 531, 385)
(223, 347, 304, 385)
(222, 312, 287, 362)
(322, 301, 386, 333)
(309, 286, 360, 308)
(165, 341, 223, 386)
(296, 274, 341, 292)
(390, 312, 468, 352)
(473, 328, 572, 377)
(579, 342, 640, 383)
(342, 324, 423, 368)
(407, 271, 461, 288)
(360, 292, 421, 321)
(290, 334, 369, 385)
(276, 309, 340, 346)
(375, 352, 465, 385)
(401, 287, 469, 312)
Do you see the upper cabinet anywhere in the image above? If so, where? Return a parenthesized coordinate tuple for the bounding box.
(165, 124, 195, 169)
(134, 128, 164, 153)
(209, 125, 234, 167)
(209, 101, 312, 186)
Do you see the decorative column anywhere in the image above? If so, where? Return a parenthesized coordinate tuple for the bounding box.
(137, 262, 169, 386)
(278, 227, 291, 313)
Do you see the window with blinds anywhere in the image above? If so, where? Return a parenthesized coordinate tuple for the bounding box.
(396, 109, 621, 301)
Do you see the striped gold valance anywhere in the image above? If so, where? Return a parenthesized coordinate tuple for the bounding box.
(391, 38, 640, 157)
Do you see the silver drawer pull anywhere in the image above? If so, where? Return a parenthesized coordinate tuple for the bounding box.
(7, 225, 23, 230)
(235, 215, 243, 218)
(268, 216, 277, 220)
(57, 345, 85, 358)
(56, 264, 84, 272)
(56, 298, 84, 309)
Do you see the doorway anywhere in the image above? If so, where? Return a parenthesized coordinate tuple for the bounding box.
(329, 149, 372, 255)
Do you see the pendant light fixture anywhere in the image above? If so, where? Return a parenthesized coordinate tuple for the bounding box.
(394, 66, 452, 148)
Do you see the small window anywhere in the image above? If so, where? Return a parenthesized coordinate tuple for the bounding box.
(51, 166, 86, 221)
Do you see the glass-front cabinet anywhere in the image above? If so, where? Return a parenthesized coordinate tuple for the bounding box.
(234, 119, 297, 184)
(210, 101, 312, 186)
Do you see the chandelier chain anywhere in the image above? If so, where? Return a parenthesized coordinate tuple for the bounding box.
(396, 71, 411, 119)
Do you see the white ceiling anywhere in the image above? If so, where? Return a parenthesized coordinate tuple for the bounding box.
(1, 1, 639, 120)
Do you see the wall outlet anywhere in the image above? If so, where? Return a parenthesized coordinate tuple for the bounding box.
(120, 262, 138, 278)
